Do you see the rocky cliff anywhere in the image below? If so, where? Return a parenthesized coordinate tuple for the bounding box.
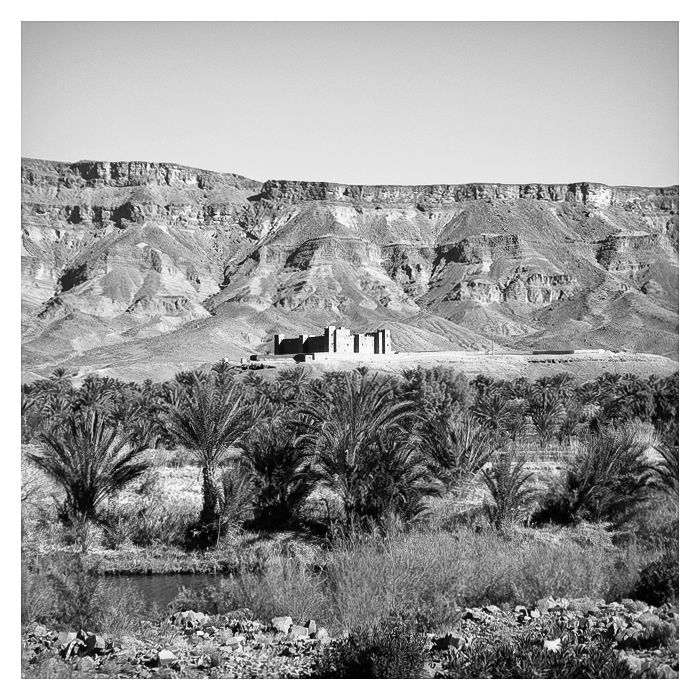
(21, 159, 679, 380)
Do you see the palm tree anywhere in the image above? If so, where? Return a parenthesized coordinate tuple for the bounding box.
(161, 374, 251, 528)
(481, 451, 538, 532)
(27, 409, 150, 529)
(645, 429, 679, 500)
(296, 371, 423, 527)
(471, 392, 512, 435)
(534, 424, 650, 526)
(527, 392, 566, 448)
(420, 411, 497, 490)
(239, 416, 314, 528)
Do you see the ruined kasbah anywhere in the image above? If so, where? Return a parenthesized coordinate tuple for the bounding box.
(260, 326, 392, 361)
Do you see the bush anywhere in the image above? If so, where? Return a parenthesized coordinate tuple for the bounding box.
(101, 498, 196, 548)
(322, 527, 634, 633)
(533, 423, 652, 527)
(22, 553, 149, 636)
(314, 610, 427, 678)
(632, 551, 679, 607)
(442, 624, 631, 678)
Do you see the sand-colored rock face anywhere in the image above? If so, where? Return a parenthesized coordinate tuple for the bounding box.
(21, 159, 678, 380)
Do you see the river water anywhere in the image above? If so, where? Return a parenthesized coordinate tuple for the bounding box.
(101, 573, 225, 609)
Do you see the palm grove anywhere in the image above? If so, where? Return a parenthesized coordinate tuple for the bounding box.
(21, 363, 679, 549)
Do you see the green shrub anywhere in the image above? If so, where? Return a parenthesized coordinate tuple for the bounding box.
(314, 610, 427, 678)
(101, 498, 196, 548)
(533, 423, 651, 527)
(442, 630, 630, 678)
(632, 551, 679, 607)
(480, 451, 538, 531)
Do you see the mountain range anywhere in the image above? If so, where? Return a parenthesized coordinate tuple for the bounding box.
(21, 158, 679, 381)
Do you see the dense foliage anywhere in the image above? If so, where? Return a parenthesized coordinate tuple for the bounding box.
(22, 366, 678, 545)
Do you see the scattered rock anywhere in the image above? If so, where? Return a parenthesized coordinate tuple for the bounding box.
(289, 625, 309, 640)
(307, 620, 317, 636)
(656, 664, 679, 679)
(536, 596, 556, 614)
(157, 649, 178, 667)
(271, 616, 293, 635)
(315, 627, 330, 643)
(76, 656, 95, 673)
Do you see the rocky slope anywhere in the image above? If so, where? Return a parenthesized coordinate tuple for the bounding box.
(21, 158, 679, 380)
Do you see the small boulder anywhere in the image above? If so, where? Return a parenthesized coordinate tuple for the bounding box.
(315, 627, 330, 642)
(290, 625, 309, 639)
(621, 599, 648, 613)
(271, 616, 293, 634)
(568, 598, 600, 614)
(158, 649, 178, 667)
(656, 664, 679, 679)
(57, 631, 77, 647)
(484, 605, 501, 615)
(536, 596, 556, 614)
(307, 620, 317, 636)
(76, 656, 95, 673)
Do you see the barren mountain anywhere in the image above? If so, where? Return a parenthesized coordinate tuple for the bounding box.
(21, 159, 679, 381)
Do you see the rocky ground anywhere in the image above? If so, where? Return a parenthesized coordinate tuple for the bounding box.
(21, 597, 678, 679)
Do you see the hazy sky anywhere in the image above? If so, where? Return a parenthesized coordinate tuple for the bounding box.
(21, 22, 678, 186)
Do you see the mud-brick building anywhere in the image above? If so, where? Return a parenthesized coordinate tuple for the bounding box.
(273, 325, 392, 356)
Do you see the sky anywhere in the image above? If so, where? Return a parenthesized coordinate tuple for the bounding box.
(21, 21, 678, 186)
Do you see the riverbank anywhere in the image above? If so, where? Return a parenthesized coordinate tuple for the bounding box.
(21, 596, 679, 679)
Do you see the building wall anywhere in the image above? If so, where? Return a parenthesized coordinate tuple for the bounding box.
(276, 336, 304, 354)
(275, 326, 391, 355)
(304, 335, 328, 353)
(355, 333, 376, 354)
(334, 327, 355, 354)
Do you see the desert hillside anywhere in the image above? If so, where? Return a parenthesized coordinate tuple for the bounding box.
(21, 159, 678, 380)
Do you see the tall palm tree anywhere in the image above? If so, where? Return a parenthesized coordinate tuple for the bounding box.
(27, 409, 150, 526)
(161, 374, 251, 526)
(296, 371, 421, 526)
(481, 451, 538, 532)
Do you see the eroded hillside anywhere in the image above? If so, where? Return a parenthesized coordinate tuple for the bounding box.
(21, 159, 679, 380)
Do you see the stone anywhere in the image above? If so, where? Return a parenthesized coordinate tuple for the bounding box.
(157, 649, 177, 667)
(57, 631, 77, 647)
(76, 656, 95, 673)
(271, 616, 293, 634)
(621, 653, 645, 675)
(484, 605, 501, 615)
(33, 624, 49, 637)
(621, 599, 648, 613)
(536, 596, 556, 614)
(315, 627, 330, 642)
(307, 620, 317, 636)
(543, 638, 562, 653)
(567, 598, 600, 614)
(290, 625, 309, 639)
(529, 608, 541, 618)
(656, 664, 679, 679)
